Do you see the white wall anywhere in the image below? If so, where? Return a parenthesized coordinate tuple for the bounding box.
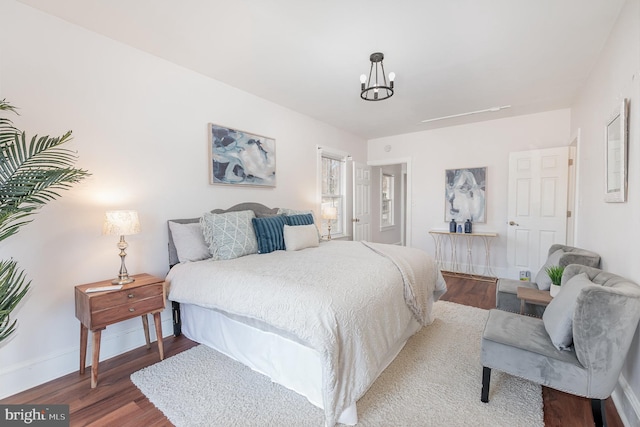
(570, 0, 640, 424)
(368, 109, 571, 277)
(0, 0, 365, 398)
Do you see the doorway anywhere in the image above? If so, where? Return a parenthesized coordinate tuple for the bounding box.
(362, 158, 411, 246)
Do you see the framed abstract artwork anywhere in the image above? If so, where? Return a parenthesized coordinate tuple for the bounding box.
(604, 99, 628, 203)
(444, 166, 487, 223)
(208, 123, 276, 187)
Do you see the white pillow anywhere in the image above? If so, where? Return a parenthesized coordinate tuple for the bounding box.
(284, 224, 320, 251)
(200, 210, 258, 260)
(535, 249, 564, 290)
(542, 272, 592, 350)
(168, 221, 210, 263)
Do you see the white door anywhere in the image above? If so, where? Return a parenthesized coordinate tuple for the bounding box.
(353, 162, 371, 241)
(506, 147, 569, 278)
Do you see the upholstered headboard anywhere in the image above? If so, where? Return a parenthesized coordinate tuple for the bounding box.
(167, 202, 278, 267)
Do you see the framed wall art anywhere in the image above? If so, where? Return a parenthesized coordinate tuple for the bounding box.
(208, 123, 276, 187)
(444, 166, 487, 223)
(604, 99, 629, 203)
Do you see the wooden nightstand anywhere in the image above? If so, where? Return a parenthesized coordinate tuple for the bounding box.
(75, 273, 166, 388)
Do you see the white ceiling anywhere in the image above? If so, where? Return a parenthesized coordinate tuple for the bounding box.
(18, 0, 625, 140)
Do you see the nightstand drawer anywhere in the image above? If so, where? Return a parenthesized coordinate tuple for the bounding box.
(90, 283, 164, 311)
(92, 295, 165, 328)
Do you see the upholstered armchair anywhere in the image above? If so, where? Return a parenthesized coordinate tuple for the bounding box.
(481, 265, 640, 427)
(496, 244, 600, 316)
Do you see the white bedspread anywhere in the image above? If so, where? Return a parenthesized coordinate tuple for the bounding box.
(166, 240, 446, 426)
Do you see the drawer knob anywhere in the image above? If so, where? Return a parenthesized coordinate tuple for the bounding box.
(128, 294, 134, 298)
(129, 308, 135, 312)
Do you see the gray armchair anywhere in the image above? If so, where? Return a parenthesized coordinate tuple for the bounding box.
(481, 265, 640, 427)
(496, 244, 600, 316)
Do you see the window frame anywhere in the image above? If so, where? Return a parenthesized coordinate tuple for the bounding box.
(381, 173, 395, 229)
(318, 146, 348, 239)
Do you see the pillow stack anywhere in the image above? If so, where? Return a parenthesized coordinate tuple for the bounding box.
(170, 208, 322, 263)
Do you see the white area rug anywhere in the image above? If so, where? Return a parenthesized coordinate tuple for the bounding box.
(131, 301, 543, 426)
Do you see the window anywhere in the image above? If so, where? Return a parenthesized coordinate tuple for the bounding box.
(381, 173, 394, 227)
(319, 149, 346, 237)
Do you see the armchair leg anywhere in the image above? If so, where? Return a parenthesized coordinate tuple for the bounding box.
(591, 399, 607, 427)
(481, 366, 491, 403)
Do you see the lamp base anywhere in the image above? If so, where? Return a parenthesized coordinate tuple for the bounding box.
(112, 276, 135, 285)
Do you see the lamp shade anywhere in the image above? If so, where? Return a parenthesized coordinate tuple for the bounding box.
(102, 210, 140, 236)
(322, 206, 338, 220)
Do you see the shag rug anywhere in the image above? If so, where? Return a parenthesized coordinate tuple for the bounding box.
(131, 301, 543, 426)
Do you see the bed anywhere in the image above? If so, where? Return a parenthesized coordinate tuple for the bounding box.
(165, 203, 447, 426)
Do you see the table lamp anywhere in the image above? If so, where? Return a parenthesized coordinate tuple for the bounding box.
(322, 206, 338, 240)
(102, 210, 140, 285)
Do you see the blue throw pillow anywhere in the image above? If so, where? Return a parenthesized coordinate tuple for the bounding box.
(285, 213, 314, 226)
(252, 215, 286, 253)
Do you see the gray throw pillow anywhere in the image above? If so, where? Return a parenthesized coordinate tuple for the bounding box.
(168, 221, 210, 263)
(535, 249, 564, 290)
(542, 272, 592, 350)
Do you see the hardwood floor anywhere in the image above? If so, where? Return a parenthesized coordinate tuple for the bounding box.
(440, 272, 623, 427)
(1, 273, 623, 426)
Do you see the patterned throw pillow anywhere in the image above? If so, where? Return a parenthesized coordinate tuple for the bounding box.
(285, 213, 314, 226)
(200, 210, 258, 260)
(252, 215, 287, 253)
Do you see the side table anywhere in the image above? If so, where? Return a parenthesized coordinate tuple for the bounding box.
(75, 273, 166, 388)
(516, 286, 553, 315)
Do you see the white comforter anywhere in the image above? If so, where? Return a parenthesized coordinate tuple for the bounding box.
(166, 240, 446, 426)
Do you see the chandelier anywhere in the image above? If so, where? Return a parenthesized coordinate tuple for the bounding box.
(360, 52, 395, 101)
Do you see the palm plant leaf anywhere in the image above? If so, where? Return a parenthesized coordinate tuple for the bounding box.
(0, 100, 89, 343)
(0, 260, 30, 342)
(0, 131, 90, 241)
(0, 100, 19, 147)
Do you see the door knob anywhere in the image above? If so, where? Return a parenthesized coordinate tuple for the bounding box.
(509, 221, 519, 226)
(352, 218, 360, 223)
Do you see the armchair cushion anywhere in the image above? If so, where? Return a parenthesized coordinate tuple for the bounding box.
(542, 272, 592, 350)
(534, 248, 564, 290)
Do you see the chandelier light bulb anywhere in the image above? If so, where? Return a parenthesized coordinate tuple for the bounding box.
(360, 74, 367, 84)
(389, 72, 396, 81)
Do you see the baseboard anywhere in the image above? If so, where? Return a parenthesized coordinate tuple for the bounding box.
(612, 374, 640, 427)
(438, 261, 506, 279)
(0, 313, 173, 399)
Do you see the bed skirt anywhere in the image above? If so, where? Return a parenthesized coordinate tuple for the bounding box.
(180, 303, 419, 425)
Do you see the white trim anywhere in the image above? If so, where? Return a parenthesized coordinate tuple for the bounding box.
(569, 128, 581, 247)
(612, 374, 640, 427)
(368, 157, 412, 247)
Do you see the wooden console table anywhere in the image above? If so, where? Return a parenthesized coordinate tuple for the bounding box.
(429, 230, 498, 278)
